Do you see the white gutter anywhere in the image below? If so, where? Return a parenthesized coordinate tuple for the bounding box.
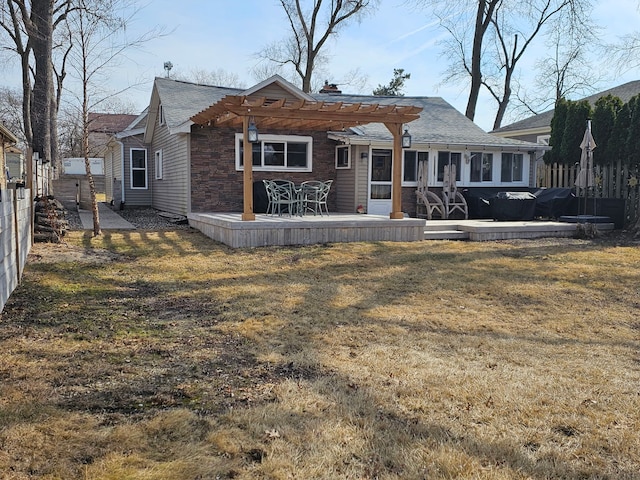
(327, 133, 551, 151)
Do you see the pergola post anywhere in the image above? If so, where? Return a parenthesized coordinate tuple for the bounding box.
(387, 122, 404, 219)
(242, 115, 255, 221)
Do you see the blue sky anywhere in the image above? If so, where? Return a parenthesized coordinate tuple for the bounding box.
(4, 0, 640, 131)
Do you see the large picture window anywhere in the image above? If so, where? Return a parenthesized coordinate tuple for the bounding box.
(501, 153, 523, 182)
(236, 134, 312, 172)
(130, 148, 147, 189)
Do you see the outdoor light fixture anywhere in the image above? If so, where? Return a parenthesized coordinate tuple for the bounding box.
(247, 118, 259, 143)
(402, 128, 412, 148)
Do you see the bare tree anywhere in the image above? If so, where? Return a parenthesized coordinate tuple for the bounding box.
(0, 0, 75, 173)
(172, 67, 247, 88)
(0, 87, 27, 147)
(417, 0, 593, 126)
(511, 14, 601, 120)
(427, 0, 500, 120)
(64, 0, 163, 236)
(255, 0, 376, 93)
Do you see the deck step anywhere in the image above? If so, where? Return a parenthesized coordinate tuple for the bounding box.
(424, 229, 469, 240)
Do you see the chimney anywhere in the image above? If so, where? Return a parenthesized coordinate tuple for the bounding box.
(320, 80, 341, 94)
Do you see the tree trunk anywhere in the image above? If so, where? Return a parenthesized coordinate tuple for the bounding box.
(465, 0, 487, 121)
(30, 0, 54, 166)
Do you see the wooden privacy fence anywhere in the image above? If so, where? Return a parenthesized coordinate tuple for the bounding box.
(536, 160, 640, 226)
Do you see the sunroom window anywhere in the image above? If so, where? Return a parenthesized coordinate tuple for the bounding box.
(437, 151, 461, 182)
(403, 150, 428, 185)
(236, 134, 312, 172)
(501, 153, 523, 182)
(470, 152, 493, 182)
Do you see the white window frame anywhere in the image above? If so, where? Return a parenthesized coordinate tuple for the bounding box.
(499, 152, 527, 185)
(434, 151, 463, 185)
(155, 149, 163, 180)
(130, 148, 148, 189)
(402, 150, 428, 186)
(335, 145, 351, 169)
(159, 104, 165, 126)
(468, 152, 494, 184)
(235, 133, 313, 172)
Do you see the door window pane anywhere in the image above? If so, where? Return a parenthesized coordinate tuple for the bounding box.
(371, 149, 392, 182)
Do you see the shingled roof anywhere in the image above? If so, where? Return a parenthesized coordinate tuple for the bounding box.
(88, 113, 139, 133)
(149, 77, 541, 150)
(492, 80, 640, 134)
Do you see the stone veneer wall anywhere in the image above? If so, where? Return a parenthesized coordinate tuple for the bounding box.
(190, 127, 340, 213)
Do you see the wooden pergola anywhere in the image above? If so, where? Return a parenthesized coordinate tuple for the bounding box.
(191, 95, 422, 220)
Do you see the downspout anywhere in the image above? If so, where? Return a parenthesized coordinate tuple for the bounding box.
(117, 140, 125, 207)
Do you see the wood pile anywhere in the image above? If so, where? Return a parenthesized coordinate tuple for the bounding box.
(34, 196, 69, 243)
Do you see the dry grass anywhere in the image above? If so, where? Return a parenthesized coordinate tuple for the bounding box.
(1, 229, 639, 479)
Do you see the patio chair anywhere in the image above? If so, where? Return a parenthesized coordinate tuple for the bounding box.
(441, 164, 468, 219)
(270, 179, 299, 216)
(263, 179, 277, 215)
(302, 180, 332, 215)
(415, 160, 445, 220)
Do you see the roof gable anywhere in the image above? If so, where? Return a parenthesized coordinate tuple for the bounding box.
(241, 75, 315, 102)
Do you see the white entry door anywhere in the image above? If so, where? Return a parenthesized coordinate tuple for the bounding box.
(367, 148, 393, 215)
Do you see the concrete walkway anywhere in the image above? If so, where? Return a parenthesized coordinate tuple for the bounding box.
(78, 202, 135, 230)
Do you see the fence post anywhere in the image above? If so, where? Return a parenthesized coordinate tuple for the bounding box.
(12, 186, 21, 283)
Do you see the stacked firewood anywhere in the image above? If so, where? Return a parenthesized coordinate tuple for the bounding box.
(34, 196, 69, 243)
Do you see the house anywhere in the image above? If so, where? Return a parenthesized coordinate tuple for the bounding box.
(105, 75, 546, 220)
(491, 80, 640, 144)
(52, 113, 139, 209)
(5, 146, 24, 182)
(1, 124, 18, 191)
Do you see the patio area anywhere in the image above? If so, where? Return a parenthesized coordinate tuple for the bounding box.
(187, 212, 616, 248)
(187, 213, 426, 248)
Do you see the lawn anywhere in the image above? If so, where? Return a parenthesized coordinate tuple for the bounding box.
(1, 229, 639, 479)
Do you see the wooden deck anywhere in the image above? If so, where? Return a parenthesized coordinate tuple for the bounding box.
(187, 213, 616, 248)
(187, 213, 426, 248)
(424, 219, 615, 241)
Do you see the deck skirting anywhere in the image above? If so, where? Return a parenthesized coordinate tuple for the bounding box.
(188, 213, 426, 248)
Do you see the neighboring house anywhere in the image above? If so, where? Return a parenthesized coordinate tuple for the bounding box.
(492, 80, 640, 145)
(88, 112, 139, 156)
(102, 111, 148, 208)
(107, 75, 546, 217)
(1, 124, 18, 191)
(54, 113, 138, 210)
(5, 146, 24, 182)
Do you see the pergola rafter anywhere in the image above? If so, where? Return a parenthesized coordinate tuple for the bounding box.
(190, 94, 423, 221)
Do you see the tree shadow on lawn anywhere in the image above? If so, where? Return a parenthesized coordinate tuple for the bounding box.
(3, 236, 639, 478)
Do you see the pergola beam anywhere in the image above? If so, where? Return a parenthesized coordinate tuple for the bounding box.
(190, 95, 423, 221)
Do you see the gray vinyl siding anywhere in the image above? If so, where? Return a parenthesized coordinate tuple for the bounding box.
(123, 136, 151, 207)
(335, 146, 359, 213)
(355, 147, 369, 212)
(150, 123, 190, 215)
(104, 146, 114, 202)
